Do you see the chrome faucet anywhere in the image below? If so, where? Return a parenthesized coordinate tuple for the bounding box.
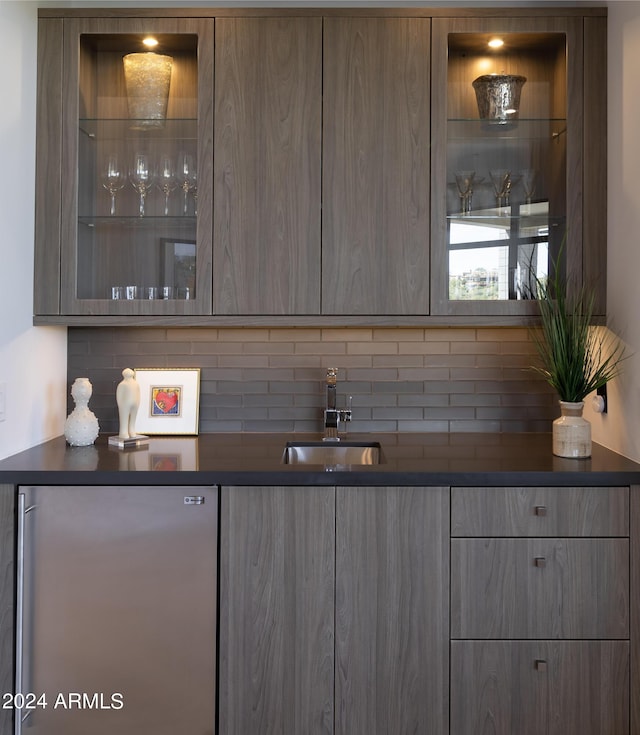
(323, 368, 352, 441)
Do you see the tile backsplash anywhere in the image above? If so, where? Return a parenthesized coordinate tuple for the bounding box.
(67, 326, 557, 434)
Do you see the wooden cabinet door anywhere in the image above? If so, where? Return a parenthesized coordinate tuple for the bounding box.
(451, 640, 629, 735)
(451, 538, 629, 639)
(322, 18, 431, 315)
(214, 18, 322, 314)
(218, 486, 334, 735)
(335, 486, 449, 734)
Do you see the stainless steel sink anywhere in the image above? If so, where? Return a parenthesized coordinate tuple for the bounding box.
(282, 441, 384, 466)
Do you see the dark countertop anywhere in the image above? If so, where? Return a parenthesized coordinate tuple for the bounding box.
(1, 432, 640, 486)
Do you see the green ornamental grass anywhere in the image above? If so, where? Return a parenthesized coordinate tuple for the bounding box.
(531, 266, 626, 404)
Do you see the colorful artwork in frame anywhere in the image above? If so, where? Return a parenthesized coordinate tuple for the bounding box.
(134, 368, 200, 435)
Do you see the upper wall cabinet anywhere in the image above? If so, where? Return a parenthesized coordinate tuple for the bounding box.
(33, 8, 606, 326)
(35, 16, 214, 318)
(213, 17, 322, 315)
(322, 17, 431, 315)
(430, 15, 606, 319)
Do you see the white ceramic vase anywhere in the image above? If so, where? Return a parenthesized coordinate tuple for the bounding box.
(552, 400, 591, 458)
(64, 377, 100, 447)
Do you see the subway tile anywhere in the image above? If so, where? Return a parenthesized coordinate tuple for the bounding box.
(269, 328, 322, 341)
(400, 367, 449, 381)
(373, 327, 425, 341)
(373, 380, 424, 394)
(398, 394, 449, 407)
(372, 355, 424, 368)
(322, 328, 373, 341)
(68, 326, 559, 434)
(219, 355, 270, 369)
(398, 419, 450, 432)
(373, 406, 424, 420)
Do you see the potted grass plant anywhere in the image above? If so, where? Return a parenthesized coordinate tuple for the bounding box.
(531, 265, 625, 458)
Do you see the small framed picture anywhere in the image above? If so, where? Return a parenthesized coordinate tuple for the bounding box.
(134, 368, 200, 435)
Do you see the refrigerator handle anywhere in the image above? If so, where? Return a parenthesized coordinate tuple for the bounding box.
(15, 495, 35, 735)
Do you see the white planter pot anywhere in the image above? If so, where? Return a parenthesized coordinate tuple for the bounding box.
(552, 400, 591, 458)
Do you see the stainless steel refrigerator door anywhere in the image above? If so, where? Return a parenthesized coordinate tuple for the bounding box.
(17, 485, 217, 735)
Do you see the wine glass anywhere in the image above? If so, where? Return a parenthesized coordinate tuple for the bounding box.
(521, 169, 537, 205)
(157, 155, 177, 216)
(489, 169, 511, 210)
(100, 154, 125, 216)
(129, 153, 155, 217)
(178, 152, 197, 215)
(454, 170, 478, 215)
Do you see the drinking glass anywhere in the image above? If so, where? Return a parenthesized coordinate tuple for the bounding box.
(100, 155, 125, 216)
(178, 152, 197, 215)
(454, 170, 476, 214)
(490, 169, 511, 210)
(157, 155, 177, 216)
(521, 169, 537, 204)
(129, 153, 155, 217)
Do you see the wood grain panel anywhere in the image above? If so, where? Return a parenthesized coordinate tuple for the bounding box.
(631, 486, 640, 735)
(451, 486, 629, 537)
(335, 486, 449, 734)
(451, 538, 629, 639)
(34, 18, 63, 315)
(0, 485, 14, 735)
(214, 18, 322, 315)
(322, 18, 430, 315)
(583, 16, 607, 316)
(219, 486, 334, 735)
(451, 640, 629, 735)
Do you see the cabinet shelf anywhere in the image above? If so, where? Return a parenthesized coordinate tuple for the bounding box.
(447, 118, 567, 141)
(79, 216, 196, 229)
(79, 118, 198, 142)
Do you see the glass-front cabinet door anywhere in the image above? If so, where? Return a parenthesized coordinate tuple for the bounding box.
(431, 17, 589, 318)
(56, 18, 213, 316)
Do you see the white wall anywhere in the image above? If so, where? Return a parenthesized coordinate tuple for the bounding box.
(587, 1, 640, 461)
(0, 2, 67, 461)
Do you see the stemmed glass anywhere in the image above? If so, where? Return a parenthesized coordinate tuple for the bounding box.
(100, 154, 125, 216)
(454, 170, 477, 215)
(178, 152, 197, 216)
(490, 169, 512, 211)
(157, 155, 177, 216)
(521, 169, 537, 205)
(129, 153, 155, 217)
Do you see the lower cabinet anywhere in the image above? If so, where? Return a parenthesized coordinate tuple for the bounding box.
(451, 640, 629, 735)
(218, 485, 449, 735)
(450, 486, 631, 735)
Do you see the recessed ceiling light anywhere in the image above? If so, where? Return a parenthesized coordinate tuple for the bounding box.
(488, 38, 504, 49)
(142, 37, 159, 48)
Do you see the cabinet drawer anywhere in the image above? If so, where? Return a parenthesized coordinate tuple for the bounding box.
(451, 640, 629, 735)
(451, 486, 629, 537)
(451, 538, 629, 639)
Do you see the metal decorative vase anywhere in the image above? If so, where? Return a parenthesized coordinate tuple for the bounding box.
(552, 401, 591, 458)
(472, 73, 527, 125)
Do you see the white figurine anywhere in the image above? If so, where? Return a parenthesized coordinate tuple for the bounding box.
(116, 367, 141, 440)
(64, 377, 100, 446)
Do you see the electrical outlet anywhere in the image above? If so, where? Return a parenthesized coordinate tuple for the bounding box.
(0, 382, 5, 421)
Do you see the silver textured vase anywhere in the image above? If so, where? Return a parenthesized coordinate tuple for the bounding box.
(552, 401, 591, 458)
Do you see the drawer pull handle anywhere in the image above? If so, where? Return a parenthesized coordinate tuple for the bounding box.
(535, 505, 548, 516)
(534, 557, 546, 568)
(535, 659, 547, 672)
